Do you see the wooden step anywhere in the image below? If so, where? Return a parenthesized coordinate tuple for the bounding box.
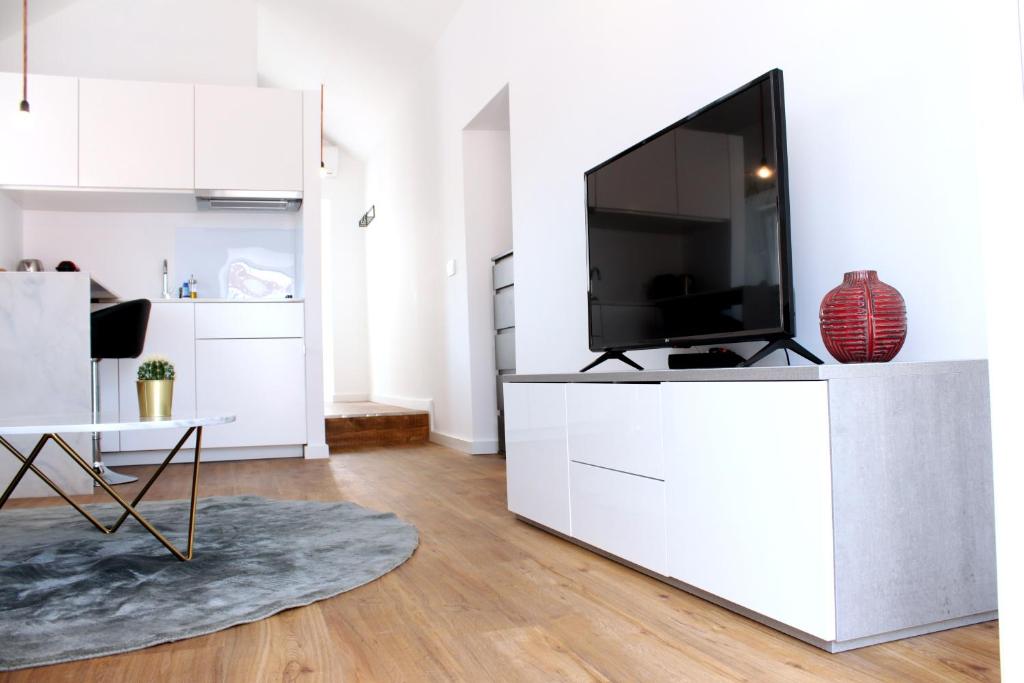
(326, 412, 429, 450)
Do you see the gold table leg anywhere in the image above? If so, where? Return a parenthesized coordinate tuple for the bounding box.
(0, 427, 205, 562)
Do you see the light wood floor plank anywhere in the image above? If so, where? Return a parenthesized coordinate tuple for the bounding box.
(1, 444, 1000, 682)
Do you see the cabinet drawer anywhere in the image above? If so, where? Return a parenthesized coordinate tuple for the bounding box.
(195, 303, 303, 339)
(495, 329, 515, 371)
(569, 462, 667, 574)
(493, 255, 514, 290)
(567, 383, 663, 479)
(494, 288, 514, 330)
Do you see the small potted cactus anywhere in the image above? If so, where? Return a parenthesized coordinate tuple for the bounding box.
(137, 355, 175, 418)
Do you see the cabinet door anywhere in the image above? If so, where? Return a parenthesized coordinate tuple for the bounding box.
(567, 383, 663, 479)
(195, 85, 302, 192)
(0, 73, 77, 186)
(195, 338, 306, 448)
(79, 78, 193, 189)
(663, 381, 836, 641)
(504, 383, 571, 534)
(118, 303, 197, 451)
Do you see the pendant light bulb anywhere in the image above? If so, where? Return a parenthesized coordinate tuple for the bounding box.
(19, 0, 29, 115)
(756, 157, 773, 179)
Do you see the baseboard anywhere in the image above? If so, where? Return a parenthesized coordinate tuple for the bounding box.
(332, 393, 369, 403)
(370, 394, 434, 431)
(370, 393, 434, 414)
(103, 445, 303, 466)
(429, 431, 500, 455)
(304, 443, 330, 460)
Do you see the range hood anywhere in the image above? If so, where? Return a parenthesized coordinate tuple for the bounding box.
(195, 189, 303, 211)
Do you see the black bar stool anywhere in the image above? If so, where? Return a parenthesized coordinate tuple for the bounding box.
(91, 299, 152, 485)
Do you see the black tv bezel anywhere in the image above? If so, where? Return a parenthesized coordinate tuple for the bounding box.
(584, 68, 796, 353)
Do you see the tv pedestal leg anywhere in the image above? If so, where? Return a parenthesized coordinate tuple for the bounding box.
(580, 351, 644, 373)
(740, 338, 824, 368)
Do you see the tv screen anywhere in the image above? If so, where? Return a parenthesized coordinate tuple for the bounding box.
(585, 69, 794, 352)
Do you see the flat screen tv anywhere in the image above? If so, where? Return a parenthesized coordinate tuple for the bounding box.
(584, 69, 815, 370)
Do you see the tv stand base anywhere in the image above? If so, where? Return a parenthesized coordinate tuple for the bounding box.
(741, 338, 824, 367)
(580, 350, 643, 373)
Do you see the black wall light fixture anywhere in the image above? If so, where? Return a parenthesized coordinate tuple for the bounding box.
(19, 0, 29, 113)
(359, 205, 375, 227)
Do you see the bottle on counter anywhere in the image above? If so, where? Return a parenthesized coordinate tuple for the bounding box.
(189, 274, 197, 299)
(181, 280, 190, 298)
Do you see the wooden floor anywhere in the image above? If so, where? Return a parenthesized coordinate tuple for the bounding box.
(1, 444, 999, 682)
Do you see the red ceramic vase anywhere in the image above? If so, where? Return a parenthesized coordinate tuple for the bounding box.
(819, 270, 907, 363)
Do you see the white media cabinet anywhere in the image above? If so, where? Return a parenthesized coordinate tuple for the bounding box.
(502, 360, 996, 652)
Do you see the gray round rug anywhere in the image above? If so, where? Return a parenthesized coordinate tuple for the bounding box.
(0, 495, 419, 671)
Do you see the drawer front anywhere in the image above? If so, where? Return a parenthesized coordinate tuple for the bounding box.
(195, 302, 304, 339)
(494, 288, 515, 330)
(495, 329, 515, 371)
(567, 383, 663, 479)
(569, 462, 667, 574)
(493, 255, 514, 290)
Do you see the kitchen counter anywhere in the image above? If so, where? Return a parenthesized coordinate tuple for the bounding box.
(151, 298, 304, 303)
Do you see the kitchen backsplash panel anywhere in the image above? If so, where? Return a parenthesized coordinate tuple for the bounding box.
(174, 227, 297, 300)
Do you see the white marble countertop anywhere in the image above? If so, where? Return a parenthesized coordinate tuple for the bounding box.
(0, 413, 235, 435)
(151, 298, 304, 303)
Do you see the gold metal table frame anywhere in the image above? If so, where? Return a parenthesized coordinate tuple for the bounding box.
(0, 427, 204, 561)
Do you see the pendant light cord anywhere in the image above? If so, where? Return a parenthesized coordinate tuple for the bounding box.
(21, 0, 28, 105)
(320, 83, 325, 169)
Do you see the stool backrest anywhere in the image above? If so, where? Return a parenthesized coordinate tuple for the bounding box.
(91, 299, 152, 360)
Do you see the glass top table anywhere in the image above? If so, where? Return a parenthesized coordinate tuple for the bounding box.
(0, 413, 234, 434)
(0, 413, 235, 561)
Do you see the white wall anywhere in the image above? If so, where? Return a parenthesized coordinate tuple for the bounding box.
(21, 210, 298, 300)
(364, 69, 452, 429)
(433, 0, 991, 376)
(323, 151, 371, 401)
(364, 0, 1004, 446)
(0, 192, 21, 270)
(462, 127, 512, 452)
(0, 0, 257, 86)
(974, 0, 1024, 677)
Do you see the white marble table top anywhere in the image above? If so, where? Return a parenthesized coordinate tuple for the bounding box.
(0, 414, 235, 435)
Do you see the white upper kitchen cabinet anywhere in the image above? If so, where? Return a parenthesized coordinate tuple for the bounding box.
(79, 78, 194, 189)
(0, 73, 77, 187)
(194, 84, 303, 192)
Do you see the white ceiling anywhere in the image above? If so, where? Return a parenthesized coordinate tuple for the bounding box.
(0, 0, 80, 40)
(2, 0, 463, 160)
(257, 0, 463, 159)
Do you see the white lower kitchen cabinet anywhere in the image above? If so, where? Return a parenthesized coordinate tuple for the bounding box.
(504, 382, 571, 535)
(662, 381, 836, 641)
(117, 302, 197, 451)
(195, 338, 306, 448)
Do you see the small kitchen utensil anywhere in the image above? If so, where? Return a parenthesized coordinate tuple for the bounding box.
(16, 259, 42, 272)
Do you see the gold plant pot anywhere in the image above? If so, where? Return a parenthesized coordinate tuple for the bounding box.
(137, 379, 174, 419)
